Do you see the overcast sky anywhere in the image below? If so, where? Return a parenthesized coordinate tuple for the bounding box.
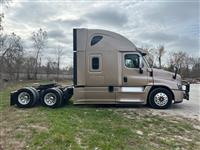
(2, 0, 200, 67)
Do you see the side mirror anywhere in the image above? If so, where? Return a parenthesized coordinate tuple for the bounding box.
(173, 66, 178, 79)
(139, 56, 143, 74)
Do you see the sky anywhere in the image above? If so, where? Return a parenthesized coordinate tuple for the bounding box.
(2, 0, 200, 68)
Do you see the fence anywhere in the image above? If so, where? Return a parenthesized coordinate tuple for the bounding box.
(1, 73, 73, 81)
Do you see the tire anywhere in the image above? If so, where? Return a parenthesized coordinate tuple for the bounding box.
(148, 88, 172, 109)
(41, 88, 63, 108)
(29, 87, 40, 104)
(16, 87, 38, 108)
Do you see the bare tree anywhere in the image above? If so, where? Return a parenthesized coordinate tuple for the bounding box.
(14, 47, 24, 80)
(0, 0, 11, 6)
(0, 34, 7, 86)
(181, 56, 193, 77)
(67, 66, 73, 75)
(0, 13, 4, 32)
(168, 51, 186, 76)
(31, 28, 48, 79)
(24, 56, 36, 80)
(0, 0, 11, 70)
(141, 47, 155, 67)
(46, 57, 53, 79)
(170, 51, 186, 68)
(191, 57, 200, 78)
(0, 0, 12, 32)
(56, 46, 63, 81)
(0, 33, 23, 80)
(157, 45, 165, 69)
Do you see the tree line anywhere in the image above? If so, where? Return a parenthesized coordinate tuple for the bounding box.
(143, 46, 200, 79)
(1, 31, 199, 82)
(0, 29, 72, 81)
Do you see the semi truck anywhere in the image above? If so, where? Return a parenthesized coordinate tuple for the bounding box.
(10, 28, 190, 109)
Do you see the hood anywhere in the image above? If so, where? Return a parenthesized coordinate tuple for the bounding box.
(153, 68, 181, 81)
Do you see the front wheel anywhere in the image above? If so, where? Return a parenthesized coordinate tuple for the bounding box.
(148, 88, 172, 109)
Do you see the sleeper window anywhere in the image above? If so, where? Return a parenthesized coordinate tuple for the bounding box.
(90, 55, 102, 72)
(125, 54, 139, 68)
(92, 57, 99, 70)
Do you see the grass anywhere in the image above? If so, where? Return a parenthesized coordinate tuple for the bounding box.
(0, 81, 200, 150)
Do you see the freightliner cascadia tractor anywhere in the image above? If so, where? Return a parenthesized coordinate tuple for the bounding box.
(10, 28, 190, 109)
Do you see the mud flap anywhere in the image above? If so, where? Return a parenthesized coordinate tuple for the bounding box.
(10, 91, 18, 106)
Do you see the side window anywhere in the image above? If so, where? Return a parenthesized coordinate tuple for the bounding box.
(125, 54, 139, 68)
(91, 36, 103, 46)
(92, 57, 99, 70)
(90, 55, 102, 72)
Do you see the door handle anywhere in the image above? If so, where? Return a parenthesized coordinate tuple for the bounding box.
(123, 77, 128, 82)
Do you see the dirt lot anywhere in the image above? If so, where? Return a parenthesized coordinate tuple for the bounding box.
(0, 81, 200, 150)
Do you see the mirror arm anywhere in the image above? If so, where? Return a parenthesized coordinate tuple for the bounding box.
(139, 56, 143, 74)
(173, 66, 178, 79)
(139, 67, 143, 74)
(173, 72, 177, 79)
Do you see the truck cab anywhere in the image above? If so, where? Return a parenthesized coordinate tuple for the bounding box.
(73, 28, 190, 109)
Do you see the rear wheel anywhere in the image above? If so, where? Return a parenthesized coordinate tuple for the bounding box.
(41, 88, 63, 108)
(148, 88, 172, 109)
(16, 87, 38, 108)
(29, 87, 40, 104)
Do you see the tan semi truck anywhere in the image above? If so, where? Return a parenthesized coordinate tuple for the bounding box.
(10, 28, 190, 109)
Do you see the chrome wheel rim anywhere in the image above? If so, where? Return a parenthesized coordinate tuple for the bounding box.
(44, 93, 57, 106)
(154, 92, 168, 106)
(18, 92, 31, 105)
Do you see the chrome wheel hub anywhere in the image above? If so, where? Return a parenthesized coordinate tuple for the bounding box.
(154, 92, 168, 106)
(18, 92, 31, 105)
(44, 93, 57, 106)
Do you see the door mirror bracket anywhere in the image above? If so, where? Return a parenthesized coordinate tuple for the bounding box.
(139, 68, 143, 74)
(139, 56, 143, 74)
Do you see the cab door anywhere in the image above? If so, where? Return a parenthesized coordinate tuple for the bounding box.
(122, 52, 149, 86)
(116, 52, 150, 103)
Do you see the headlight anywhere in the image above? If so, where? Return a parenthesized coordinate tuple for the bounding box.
(182, 85, 186, 91)
(177, 83, 182, 90)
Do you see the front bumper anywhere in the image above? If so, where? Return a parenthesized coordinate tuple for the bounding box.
(173, 81, 190, 103)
